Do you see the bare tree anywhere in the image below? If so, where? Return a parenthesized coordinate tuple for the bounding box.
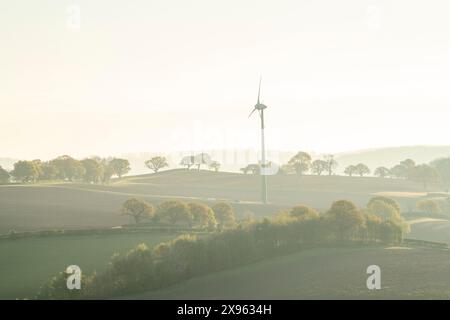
(145, 156, 169, 173)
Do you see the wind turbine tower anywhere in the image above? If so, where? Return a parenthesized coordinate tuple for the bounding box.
(248, 78, 268, 204)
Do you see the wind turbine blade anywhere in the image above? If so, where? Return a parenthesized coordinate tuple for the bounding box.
(248, 108, 257, 118)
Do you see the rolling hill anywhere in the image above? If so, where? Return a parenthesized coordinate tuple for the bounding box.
(127, 245, 450, 300)
(335, 145, 450, 172)
(0, 169, 434, 234)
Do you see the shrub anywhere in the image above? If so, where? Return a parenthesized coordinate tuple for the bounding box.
(416, 199, 441, 215)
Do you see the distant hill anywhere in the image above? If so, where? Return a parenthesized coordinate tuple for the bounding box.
(335, 145, 450, 173)
(120, 149, 296, 175)
(122, 146, 450, 175)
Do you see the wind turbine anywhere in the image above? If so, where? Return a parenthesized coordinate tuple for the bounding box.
(249, 77, 268, 204)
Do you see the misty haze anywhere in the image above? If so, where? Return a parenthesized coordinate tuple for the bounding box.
(2, 0, 450, 303)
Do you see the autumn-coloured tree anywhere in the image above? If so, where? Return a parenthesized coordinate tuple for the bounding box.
(326, 200, 365, 241)
(188, 202, 217, 228)
(121, 198, 155, 224)
(212, 202, 236, 228)
(289, 205, 319, 220)
(81, 158, 104, 183)
(156, 200, 192, 225)
(367, 197, 409, 233)
(51, 155, 85, 181)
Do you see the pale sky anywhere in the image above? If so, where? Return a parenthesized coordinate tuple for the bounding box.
(2, 0, 450, 160)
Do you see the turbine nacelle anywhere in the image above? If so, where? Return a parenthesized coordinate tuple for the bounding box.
(254, 103, 267, 110)
(249, 78, 268, 118)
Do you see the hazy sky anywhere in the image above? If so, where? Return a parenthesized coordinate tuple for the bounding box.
(2, 0, 450, 160)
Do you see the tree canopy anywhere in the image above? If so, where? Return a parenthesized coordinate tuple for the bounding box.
(188, 202, 217, 228)
(121, 198, 155, 224)
(289, 205, 319, 220)
(311, 160, 328, 176)
(145, 156, 169, 173)
(288, 151, 312, 175)
(326, 200, 365, 241)
(409, 164, 439, 189)
(344, 165, 358, 177)
(431, 157, 450, 188)
(109, 158, 130, 178)
(212, 202, 236, 228)
(11, 160, 40, 182)
(355, 163, 371, 177)
(156, 200, 192, 226)
(374, 167, 390, 178)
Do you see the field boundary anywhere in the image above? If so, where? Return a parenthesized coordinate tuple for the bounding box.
(0, 226, 208, 241)
(404, 238, 450, 249)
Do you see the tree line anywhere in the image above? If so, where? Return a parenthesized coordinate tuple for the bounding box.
(144, 154, 221, 173)
(367, 158, 441, 189)
(237, 151, 450, 190)
(240, 153, 338, 176)
(2, 152, 450, 189)
(120, 198, 236, 229)
(0, 155, 130, 184)
(37, 197, 403, 299)
(0, 153, 222, 184)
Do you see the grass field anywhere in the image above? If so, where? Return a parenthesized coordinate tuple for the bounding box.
(0, 218, 447, 300)
(409, 218, 450, 243)
(0, 232, 178, 300)
(127, 246, 450, 300)
(0, 169, 429, 234)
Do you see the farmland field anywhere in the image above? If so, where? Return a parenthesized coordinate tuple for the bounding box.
(0, 169, 445, 300)
(127, 246, 450, 300)
(0, 170, 429, 234)
(0, 232, 178, 300)
(0, 215, 445, 300)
